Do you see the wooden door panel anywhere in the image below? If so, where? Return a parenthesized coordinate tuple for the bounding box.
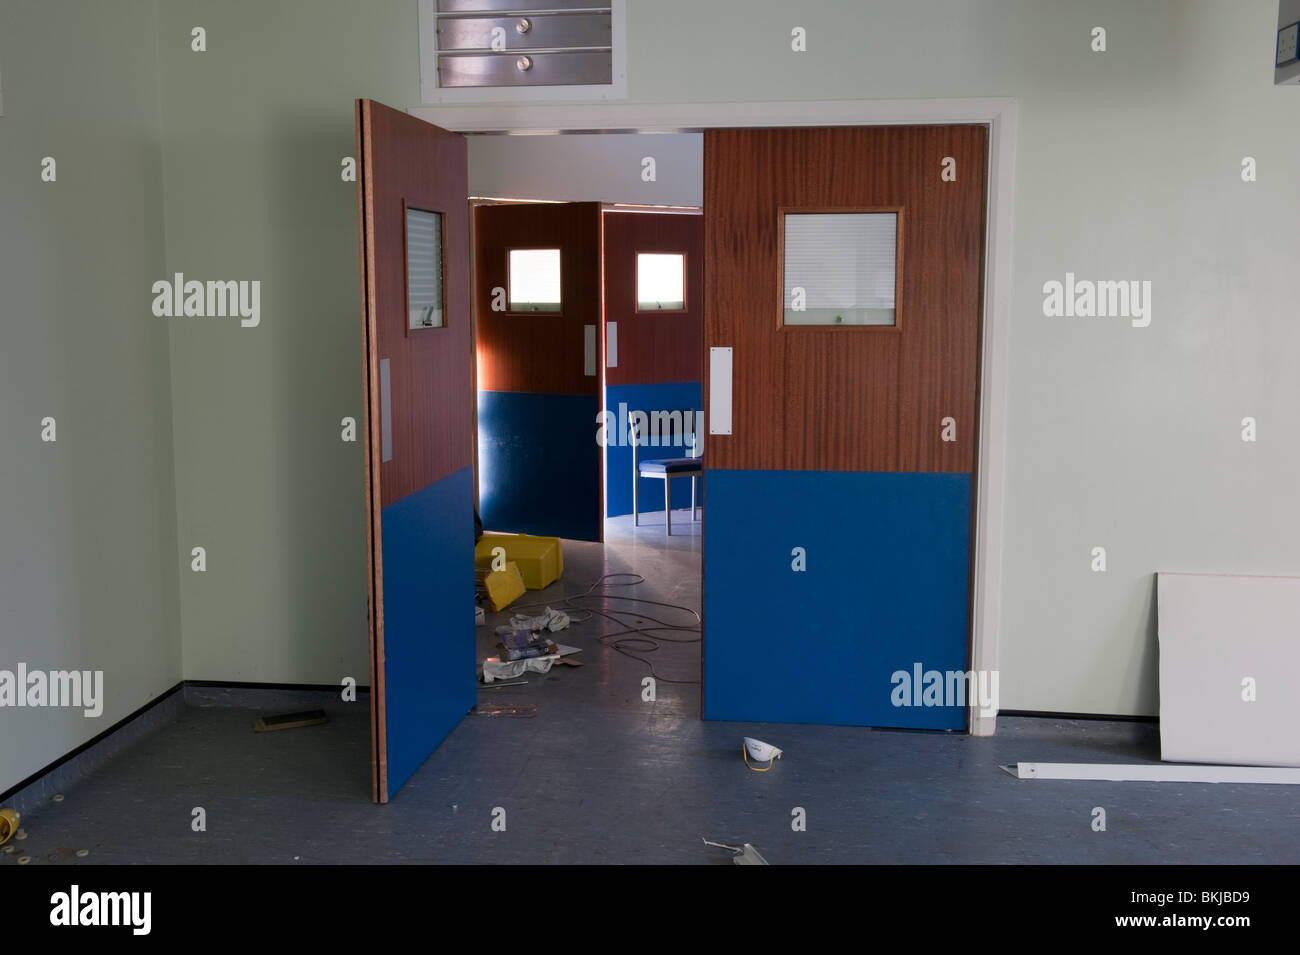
(703, 125, 986, 474)
(473, 202, 603, 541)
(474, 202, 602, 396)
(601, 211, 704, 518)
(702, 125, 987, 731)
(602, 211, 703, 385)
(357, 99, 475, 802)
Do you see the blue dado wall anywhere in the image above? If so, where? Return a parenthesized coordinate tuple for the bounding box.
(604, 382, 703, 519)
(703, 469, 972, 730)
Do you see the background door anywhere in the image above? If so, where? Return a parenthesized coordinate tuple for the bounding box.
(601, 211, 704, 519)
(474, 202, 603, 541)
(702, 125, 987, 729)
(356, 99, 476, 802)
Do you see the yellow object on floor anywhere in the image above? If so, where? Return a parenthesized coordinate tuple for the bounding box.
(484, 561, 527, 612)
(0, 808, 19, 846)
(475, 534, 563, 591)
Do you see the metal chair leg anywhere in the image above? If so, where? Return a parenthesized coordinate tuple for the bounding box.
(633, 470, 639, 526)
(665, 478, 672, 535)
(691, 475, 697, 521)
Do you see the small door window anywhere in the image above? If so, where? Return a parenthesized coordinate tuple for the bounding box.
(508, 248, 562, 312)
(782, 211, 899, 327)
(405, 207, 445, 329)
(636, 252, 685, 311)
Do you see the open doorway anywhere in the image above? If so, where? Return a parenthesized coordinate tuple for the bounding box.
(599, 206, 705, 541)
(466, 190, 709, 743)
(357, 106, 998, 801)
(469, 197, 705, 540)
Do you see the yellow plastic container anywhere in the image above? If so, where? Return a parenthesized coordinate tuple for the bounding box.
(475, 534, 563, 591)
(485, 561, 527, 612)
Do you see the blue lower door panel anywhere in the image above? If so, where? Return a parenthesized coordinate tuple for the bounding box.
(703, 469, 972, 729)
(380, 466, 477, 798)
(477, 390, 600, 541)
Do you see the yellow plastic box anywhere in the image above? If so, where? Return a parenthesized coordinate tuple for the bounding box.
(475, 534, 563, 591)
(485, 561, 526, 612)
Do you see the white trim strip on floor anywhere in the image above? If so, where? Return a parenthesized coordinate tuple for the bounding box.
(1002, 762, 1300, 784)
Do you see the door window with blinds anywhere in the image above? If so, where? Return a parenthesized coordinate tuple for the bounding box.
(781, 211, 902, 328)
(405, 206, 445, 331)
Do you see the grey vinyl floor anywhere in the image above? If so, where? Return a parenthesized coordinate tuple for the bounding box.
(4, 508, 1297, 865)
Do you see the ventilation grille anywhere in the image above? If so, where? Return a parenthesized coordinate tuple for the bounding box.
(434, 1, 613, 89)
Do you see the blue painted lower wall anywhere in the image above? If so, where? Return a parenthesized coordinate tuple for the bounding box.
(703, 469, 972, 730)
(477, 390, 600, 542)
(604, 382, 703, 518)
(380, 466, 477, 798)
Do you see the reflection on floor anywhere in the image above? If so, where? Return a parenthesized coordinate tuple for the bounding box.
(5, 510, 1300, 864)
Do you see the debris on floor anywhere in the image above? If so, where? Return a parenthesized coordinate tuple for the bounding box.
(733, 844, 770, 865)
(473, 702, 537, 717)
(482, 626, 564, 683)
(482, 655, 556, 683)
(481, 619, 586, 683)
(1001, 761, 1300, 784)
(509, 606, 571, 633)
(498, 627, 559, 661)
(253, 709, 328, 732)
(702, 837, 741, 851)
(0, 809, 19, 846)
(701, 837, 770, 865)
(743, 736, 783, 772)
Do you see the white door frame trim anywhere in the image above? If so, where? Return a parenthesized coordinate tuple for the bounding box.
(413, 98, 1017, 737)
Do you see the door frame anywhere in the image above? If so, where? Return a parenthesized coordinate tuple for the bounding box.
(418, 98, 1016, 737)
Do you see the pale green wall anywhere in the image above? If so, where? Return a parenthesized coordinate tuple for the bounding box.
(0, 0, 179, 792)
(152, 0, 1300, 715)
(155, 1, 421, 682)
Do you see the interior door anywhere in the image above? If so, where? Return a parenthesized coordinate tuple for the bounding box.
(601, 211, 704, 520)
(702, 125, 987, 730)
(356, 99, 476, 802)
(473, 202, 604, 541)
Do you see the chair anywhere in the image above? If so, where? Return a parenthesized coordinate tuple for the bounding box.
(631, 413, 702, 535)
